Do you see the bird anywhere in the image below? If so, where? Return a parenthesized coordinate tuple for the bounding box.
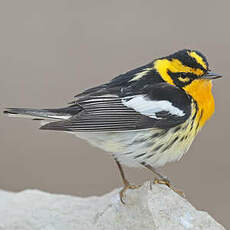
(4, 49, 222, 203)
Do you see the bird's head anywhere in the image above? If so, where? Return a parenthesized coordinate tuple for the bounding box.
(154, 49, 222, 88)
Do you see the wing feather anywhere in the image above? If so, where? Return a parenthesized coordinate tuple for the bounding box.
(40, 83, 191, 132)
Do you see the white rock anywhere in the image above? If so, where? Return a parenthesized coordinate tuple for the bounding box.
(0, 182, 225, 230)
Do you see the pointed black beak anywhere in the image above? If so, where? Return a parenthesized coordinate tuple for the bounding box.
(201, 72, 223, 80)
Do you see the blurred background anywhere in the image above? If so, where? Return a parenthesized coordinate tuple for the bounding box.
(0, 0, 229, 228)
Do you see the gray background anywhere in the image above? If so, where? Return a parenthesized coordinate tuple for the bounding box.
(1, 0, 229, 228)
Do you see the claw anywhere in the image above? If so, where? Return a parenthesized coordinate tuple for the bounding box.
(154, 178, 170, 187)
(119, 183, 141, 204)
(153, 178, 185, 197)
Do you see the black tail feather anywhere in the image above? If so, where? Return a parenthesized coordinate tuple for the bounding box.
(3, 106, 82, 120)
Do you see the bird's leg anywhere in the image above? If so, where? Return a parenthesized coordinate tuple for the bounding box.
(115, 159, 140, 204)
(144, 164, 171, 186)
(143, 164, 184, 196)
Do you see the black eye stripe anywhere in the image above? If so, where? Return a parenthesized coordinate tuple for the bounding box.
(178, 72, 188, 78)
(168, 71, 197, 79)
(178, 72, 197, 78)
(167, 70, 194, 88)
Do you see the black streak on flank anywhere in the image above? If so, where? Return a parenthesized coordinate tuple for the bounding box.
(125, 152, 133, 155)
(190, 105, 198, 131)
(131, 137, 149, 146)
(172, 136, 179, 143)
(151, 133, 161, 138)
(195, 109, 204, 132)
(182, 123, 189, 131)
(174, 126, 181, 133)
(161, 136, 179, 152)
(192, 109, 198, 121)
(199, 109, 204, 121)
(153, 144, 164, 152)
(145, 141, 155, 148)
(180, 135, 187, 142)
(160, 130, 168, 136)
(134, 153, 146, 159)
(190, 103, 198, 131)
(190, 121, 194, 131)
(145, 154, 154, 159)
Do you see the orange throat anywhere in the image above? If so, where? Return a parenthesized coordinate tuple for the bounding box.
(183, 79, 215, 128)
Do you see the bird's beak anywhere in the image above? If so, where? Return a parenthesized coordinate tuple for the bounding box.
(201, 72, 223, 80)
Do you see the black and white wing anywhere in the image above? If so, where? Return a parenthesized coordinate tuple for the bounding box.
(40, 82, 191, 132)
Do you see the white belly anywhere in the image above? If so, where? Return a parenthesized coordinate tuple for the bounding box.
(72, 125, 196, 169)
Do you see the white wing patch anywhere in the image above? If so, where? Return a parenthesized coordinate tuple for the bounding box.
(122, 95, 185, 119)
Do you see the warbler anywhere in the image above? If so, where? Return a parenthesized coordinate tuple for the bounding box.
(4, 49, 221, 203)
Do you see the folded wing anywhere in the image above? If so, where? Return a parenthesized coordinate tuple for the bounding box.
(40, 83, 191, 132)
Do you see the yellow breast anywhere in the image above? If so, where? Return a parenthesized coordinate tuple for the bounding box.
(183, 79, 215, 128)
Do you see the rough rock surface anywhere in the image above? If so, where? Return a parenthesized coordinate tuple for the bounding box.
(0, 182, 225, 230)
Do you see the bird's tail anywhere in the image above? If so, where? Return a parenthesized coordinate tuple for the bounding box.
(3, 106, 81, 121)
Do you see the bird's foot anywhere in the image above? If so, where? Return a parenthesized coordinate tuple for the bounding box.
(119, 183, 141, 204)
(153, 178, 185, 197)
(154, 178, 170, 187)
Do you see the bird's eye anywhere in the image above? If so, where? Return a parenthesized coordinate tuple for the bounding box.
(179, 73, 187, 78)
(178, 73, 190, 83)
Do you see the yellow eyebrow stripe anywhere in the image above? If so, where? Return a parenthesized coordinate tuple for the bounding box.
(188, 51, 207, 70)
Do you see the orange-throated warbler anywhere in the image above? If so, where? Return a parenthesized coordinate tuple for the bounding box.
(4, 49, 222, 203)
